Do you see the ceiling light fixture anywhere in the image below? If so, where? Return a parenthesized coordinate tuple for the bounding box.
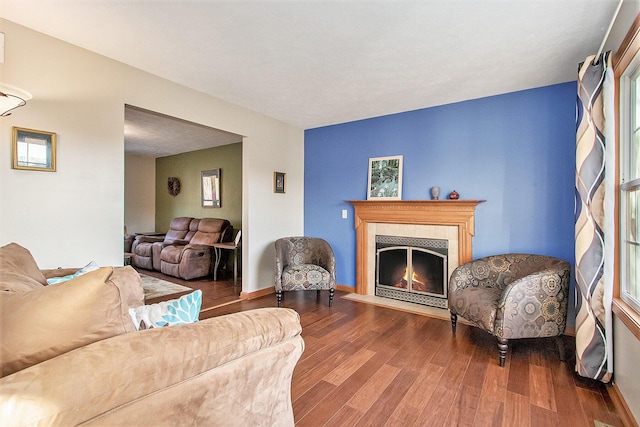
(0, 83, 32, 116)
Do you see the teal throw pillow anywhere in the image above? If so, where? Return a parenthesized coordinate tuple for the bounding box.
(128, 290, 202, 330)
(46, 261, 100, 285)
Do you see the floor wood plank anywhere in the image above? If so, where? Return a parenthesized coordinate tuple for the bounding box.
(529, 364, 557, 411)
(502, 391, 531, 427)
(354, 367, 417, 427)
(346, 364, 400, 412)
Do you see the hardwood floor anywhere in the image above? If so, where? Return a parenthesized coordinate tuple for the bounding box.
(134, 269, 626, 426)
(135, 267, 242, 309)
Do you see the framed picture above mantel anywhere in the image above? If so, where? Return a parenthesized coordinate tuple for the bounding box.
(367, 155, 403, 200)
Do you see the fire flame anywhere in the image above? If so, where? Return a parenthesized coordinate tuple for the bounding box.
(394, 267, 425, 289)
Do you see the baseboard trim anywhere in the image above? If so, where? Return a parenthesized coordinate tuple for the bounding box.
(240, 286, 275, 300)
(241, 284, 353, 300)
(336, 284, 354, 293)
(199, 298, 242, 313)
(609, 381, 639, 427)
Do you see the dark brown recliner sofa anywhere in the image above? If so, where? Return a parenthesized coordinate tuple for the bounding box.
(159, 218, 232, 280)
(130, 217, 197, 270)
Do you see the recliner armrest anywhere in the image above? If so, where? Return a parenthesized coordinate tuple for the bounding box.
(135, 235, 165, 244)
(165, 239, 190, 246)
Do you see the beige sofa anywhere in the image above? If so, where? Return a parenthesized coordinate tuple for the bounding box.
(0, 243, 304, 426)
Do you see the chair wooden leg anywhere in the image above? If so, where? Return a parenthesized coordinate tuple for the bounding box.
(555, 336, 566, 362)
(329, 288, 335, 307)
(498, 337, 508, 367)
(450, 313, 457, 334)
(276, 290, 283, 307)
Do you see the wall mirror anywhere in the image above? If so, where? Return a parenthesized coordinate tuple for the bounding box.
(12, 127, 57, 172)
(202, 169, 221, 208)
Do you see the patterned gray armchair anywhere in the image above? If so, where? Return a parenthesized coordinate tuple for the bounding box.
(448, 254, 571, 367)
(274, 237, 336, 307)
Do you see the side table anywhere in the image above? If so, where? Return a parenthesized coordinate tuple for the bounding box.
(211, 231, 241, 286)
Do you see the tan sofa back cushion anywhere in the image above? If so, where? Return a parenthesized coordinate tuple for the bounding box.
(0, 266, 144, 377)
(190, 218, 231, 246)
(0, 243, 48, 292)
(164, 216, 193, 242)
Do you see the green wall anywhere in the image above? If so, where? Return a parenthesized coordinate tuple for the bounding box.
(155, 142, 242, 234)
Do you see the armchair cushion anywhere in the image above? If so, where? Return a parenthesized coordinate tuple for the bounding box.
(282, 264, 332, 290)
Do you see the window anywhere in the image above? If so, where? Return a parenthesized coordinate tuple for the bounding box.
(620, 51, 640, 313)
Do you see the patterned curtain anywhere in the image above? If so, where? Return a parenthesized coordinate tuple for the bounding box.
(575, 51, 614, 383)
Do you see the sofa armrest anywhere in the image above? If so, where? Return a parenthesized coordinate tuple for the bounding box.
(0, 308, 304, 426)
(135, 235, 165, 244)
(165, 238, 190, 246)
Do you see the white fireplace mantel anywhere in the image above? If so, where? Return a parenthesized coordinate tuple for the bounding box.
(348, 200, 485, 295)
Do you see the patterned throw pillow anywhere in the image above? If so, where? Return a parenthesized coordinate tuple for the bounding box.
(46, 261, 100, 285)
(128, 290, 202, 330)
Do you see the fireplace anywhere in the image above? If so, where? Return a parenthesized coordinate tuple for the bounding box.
(375, 235, 448, 308)
(348, 200, 484, 310)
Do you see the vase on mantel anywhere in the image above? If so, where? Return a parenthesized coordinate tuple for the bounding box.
(430, 186, 440, 200)
(448, 190, 459, 200)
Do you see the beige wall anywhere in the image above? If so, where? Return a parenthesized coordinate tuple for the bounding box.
(0, 19, 304, 293)
(124, 153, 156, 235)
(154, 143, 242, 232)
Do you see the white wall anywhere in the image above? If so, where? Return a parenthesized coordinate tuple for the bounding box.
(0, 19, 304, 293)
(124, 153, 156, 235)
(609, 6, 640, 424)
(613, 316, 640, 422)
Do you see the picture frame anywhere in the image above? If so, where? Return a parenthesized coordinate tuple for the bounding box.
(201, 169, 221, 208)
(12, 127, 57, 172)
(274, 171, 286, 194)
(367, 155, 403, 200)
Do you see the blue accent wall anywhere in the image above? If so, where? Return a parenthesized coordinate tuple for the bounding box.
(305, 82, 576, 295)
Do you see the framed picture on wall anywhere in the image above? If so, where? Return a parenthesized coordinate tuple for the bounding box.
(12, 127, 57, 172)
(367, 155, 403, 200)
(274, 171, 286, 194)
(202, 169, 221, 208)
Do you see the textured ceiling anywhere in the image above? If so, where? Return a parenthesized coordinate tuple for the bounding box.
(0, 0, 633, 157)
(124, 106, 243, 158)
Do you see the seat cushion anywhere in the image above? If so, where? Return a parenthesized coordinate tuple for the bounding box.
(0, 266, 143, 377)
(448, 286, 503, 334)
(282, 264, 333, 291)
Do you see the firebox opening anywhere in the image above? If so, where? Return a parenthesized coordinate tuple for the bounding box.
(375, 235, 448, 308)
